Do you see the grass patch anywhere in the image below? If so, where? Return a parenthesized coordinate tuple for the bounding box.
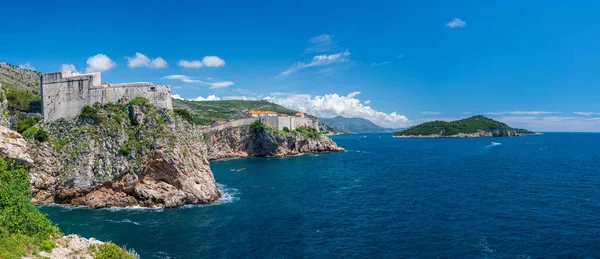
(89, 243, 135, 259)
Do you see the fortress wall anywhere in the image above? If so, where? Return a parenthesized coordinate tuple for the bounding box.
(42, 72, 172, 121)
(41, 73, 97, 120)
(277, 117, 291, 130)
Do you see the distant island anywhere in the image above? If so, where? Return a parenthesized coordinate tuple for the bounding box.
(320, 116, 402, 134)
(394, 115, 534, 138)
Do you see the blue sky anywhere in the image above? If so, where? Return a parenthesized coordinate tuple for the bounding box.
(2, 0, 600, 131)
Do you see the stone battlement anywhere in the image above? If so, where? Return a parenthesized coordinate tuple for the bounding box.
(41, 71, 172, 121)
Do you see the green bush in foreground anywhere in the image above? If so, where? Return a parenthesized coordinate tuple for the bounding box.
(89, 243, 136, 259)
(0, 157, 61, 258)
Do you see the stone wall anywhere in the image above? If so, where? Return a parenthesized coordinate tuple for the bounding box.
(41, 71, 172, 121)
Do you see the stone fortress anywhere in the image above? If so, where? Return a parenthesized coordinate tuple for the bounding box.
(208, 110, 320, 132)
(41, 70, 172, 121)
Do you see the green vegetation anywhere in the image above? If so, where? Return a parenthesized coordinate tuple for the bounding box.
(13, 115, 41, 134)
(174, 108, 194, 124)
(172, 99, 306, 125)
(89, 243, 136, 259)
(129, 96, 150, 106)
(0, 157, 61, 258)
(250, 120, 267, 131)
(80, 105, 103, 125)
(394, 115, 533, 136)
(0, 62, 42, 114)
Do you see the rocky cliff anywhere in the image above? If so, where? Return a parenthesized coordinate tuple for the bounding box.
(27, 99, 221, 208)
(205, 126, 344, 160)
(24, 99, 343, 208)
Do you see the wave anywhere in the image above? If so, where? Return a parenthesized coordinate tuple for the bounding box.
(485, 142, 502, 148)
(346, 150, 371, 154)
(183, 183, 240, 209)
(106, 219, 141, 225)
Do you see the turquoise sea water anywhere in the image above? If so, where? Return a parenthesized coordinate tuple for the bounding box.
(40, 133, 600, 258)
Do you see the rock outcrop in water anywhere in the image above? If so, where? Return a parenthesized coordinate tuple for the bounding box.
(23, 99, 343, 208)
(205, 125, 344, 160)
(28, 99, 221, 208)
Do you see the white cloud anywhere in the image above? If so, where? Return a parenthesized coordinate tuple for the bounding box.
(171, 94, 184, 100)
(306, 34, 336, 53)
(397, 53, 404, 59)
(484, 111, 559, 116)
(178, 56, 226, 69)
(178, 60, 203, 68)
(421, 111, 442, 115)
(151, 57, 168, 68)
(277, 50, 351, 77)
(60, 64, 81, 75)
(201, 56, 226, 67)
(171, 93, 221, 101)
(18, 62, 35, 70)
(162, 75, 234, 88)
(126, 53, 168, 68)
(446, 18, 467, 28)
(209, 81, 234, 88)
(86, 54, 116, 73)
(574, 112, 600, 117)
(264, 92, 410, 128)
(193, 95, 221, 101)
(371, 61, 391, 66)
(364, 100, 371, 105)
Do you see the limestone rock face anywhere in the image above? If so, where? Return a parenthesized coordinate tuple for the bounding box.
(29, 102, 220, 208)
(0, 84, 9, 127)
(205, 126, 344, 160)
(0, 125, 34, 166)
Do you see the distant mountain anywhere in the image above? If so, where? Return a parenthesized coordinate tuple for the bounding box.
(394, 115, 534, 138)
(319, 116, 397, 133)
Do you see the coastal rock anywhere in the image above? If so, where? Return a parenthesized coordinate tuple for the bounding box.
(24, 235, 104, 259)
(394, 129, 520, 138)
(0, 125, 34, 166)
(205, 126, 344, 160)
(28, 101, 220, 208)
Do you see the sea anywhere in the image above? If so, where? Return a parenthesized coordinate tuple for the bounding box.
(40, 133, 600, 258)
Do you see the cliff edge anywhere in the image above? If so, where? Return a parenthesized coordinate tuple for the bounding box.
(205, 124, 344, 160)
(27, 98, 220, 208)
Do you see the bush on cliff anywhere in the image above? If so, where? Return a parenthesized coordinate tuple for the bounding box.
(14, 115, 41, 134)
(0, 157, 61, 258)
(80, 105, 102, 124)
(250, 120, 266, 131)
(174, 108, 194, 124)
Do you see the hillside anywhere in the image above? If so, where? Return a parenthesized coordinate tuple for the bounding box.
(0, 62, 41, 114)
(320, 116, 397, 133)
(173, 99, 302, 125)
(394, 115, 533, 137)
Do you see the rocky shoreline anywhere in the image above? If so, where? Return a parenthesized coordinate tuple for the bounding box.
(9, 101, 342, 208)
(393, 129, 524, 138)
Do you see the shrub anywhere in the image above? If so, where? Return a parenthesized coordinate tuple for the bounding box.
(5, 90, 41, 113)
(174, 109, 194, 124)
(250, 120, 266, 131)
(34, 129, 49, 142)
(0, 158, 59, 239)
(80, 105, 102, 124)
(89, 243, 135, 259)
(129, 97, 150, 106)
(14, 115, 41, 133)
(39, 239, 56, 252)
(282, 127, 290, 132)
(118, 145, 131, 157)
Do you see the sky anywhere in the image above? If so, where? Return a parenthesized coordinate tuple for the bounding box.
(2, 0, 600, 131)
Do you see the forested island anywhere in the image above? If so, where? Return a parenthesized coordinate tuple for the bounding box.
(394, 115, 534, 138)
